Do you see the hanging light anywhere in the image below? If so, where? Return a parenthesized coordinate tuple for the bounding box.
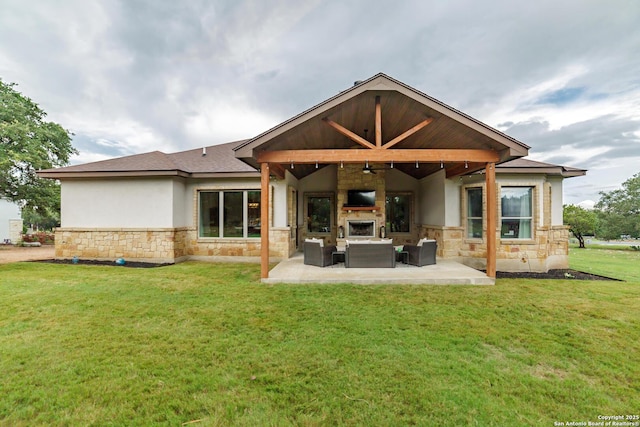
(416, 160, 419, 169)
(440, 160, 444, 169)
(316, 160, 319, 169)
(363, 160, 373, 174)
(465, 160, 468, 169)
(340, 160, 344, 168)
(290, 160, 294, 169)
(390, 160, 394, 169)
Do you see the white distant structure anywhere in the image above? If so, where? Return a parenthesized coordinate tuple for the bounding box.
(577, 200, 596, 210)
(0, 198, 23, 244)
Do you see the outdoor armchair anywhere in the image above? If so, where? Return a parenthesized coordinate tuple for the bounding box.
(303, 239, 337, 267)
(404, 238, 437, 266)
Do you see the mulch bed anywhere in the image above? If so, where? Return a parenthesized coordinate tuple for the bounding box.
(32, 259, 173, 268)
(495, 269, 620, 281)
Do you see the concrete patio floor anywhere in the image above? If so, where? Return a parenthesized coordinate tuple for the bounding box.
(263, 252, 495, 285)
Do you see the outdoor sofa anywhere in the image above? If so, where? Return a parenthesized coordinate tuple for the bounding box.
(345, 239, 396, 268)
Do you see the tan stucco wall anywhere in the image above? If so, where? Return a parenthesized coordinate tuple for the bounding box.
(61, 178, 180, 228)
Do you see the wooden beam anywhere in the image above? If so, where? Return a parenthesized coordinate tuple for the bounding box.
(258, 149, 499, 164)
(375, 96, 382, 148)
(260, 163, 270, 279)
(269, 162, 285, 180)
(485, 162, 497, 278)
(383, 118, 433, 149)
(322, 118, 376, 150)
(445, 162, 484, 178)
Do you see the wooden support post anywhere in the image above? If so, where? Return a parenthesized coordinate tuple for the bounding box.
(375, 96, 382, 148)
(486, 162, 497, 278)
(260, 163, 270, 279)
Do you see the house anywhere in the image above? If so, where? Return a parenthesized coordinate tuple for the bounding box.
(0, 198, 22, 244)
(39, 73, 585, 277)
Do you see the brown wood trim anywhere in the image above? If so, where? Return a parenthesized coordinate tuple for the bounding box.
(258, 149, 499, 164)
(260, 164, 270, 279)
(341, 206, 380, 211)
(485, 162, 496, 278)
(322, 118, 376, 150)
(375, 95, 382, 148)
(383, 118, 433, 149)
(269, 163, 285, 180)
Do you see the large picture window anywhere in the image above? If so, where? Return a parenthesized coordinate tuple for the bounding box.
(386, 193, 411, 233)
(501, 187, 533, 239)
(199, 190, 261, 238)
(307, 195, 332, 233)
(466, 187, 483, 239)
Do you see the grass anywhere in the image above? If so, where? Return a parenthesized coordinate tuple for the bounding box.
(1, 256, 639, 426)
(570, 246, 640, 282)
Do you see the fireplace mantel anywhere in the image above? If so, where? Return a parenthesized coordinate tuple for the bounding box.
(342, 206, 380, 212)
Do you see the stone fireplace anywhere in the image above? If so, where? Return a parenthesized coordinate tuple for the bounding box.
(336, 164, 386, 242)
(347, 220, 376, 238)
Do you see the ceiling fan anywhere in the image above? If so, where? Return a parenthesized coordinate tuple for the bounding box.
(362, 160, 394, 174)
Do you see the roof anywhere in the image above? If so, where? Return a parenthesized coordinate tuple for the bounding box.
(233, 72, 531, 179)
(495, 158, 587, 177)
(38, 73, 585, 181)
(38, 140, 259, 179)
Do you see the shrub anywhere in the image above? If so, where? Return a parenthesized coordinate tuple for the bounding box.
(21, 232, 55, 245)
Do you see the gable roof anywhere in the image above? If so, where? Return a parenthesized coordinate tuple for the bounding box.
(234, 73, 530, 179)
(38, 140, 258, 179)
(38, 73, 585, 181)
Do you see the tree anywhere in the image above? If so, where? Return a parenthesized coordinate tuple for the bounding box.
(595, 172, 640, 239)
(0, 79, 76, 218)
(563, 204, 597, 248)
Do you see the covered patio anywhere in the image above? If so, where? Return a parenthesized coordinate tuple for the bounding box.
(234, 73, 531, 283)
(263, 253, 494, 285)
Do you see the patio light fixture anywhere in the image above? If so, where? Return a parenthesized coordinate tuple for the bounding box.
(363, 160, 372, 174)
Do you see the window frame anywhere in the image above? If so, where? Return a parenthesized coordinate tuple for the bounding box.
(465, 186, 484, 240)
(197, 189, 261, 239)
(499, 186, 534, 241)
(304, 192, 334, 236)
(385, 192, 412, 235)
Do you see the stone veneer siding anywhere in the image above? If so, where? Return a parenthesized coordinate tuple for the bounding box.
(335, 164, 388, 241)
(418, 224, 570, 272)
(55, 227, 291, 263)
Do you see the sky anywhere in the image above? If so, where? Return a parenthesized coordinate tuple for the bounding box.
(1, 0, 639, 206)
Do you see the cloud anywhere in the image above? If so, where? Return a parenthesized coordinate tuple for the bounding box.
(1, 0, 639, 205)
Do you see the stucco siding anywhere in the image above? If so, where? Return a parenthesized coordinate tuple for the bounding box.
(1, 199, 22, 242)
(550, 177, 564, 225)
(418, 169, 446, 226)
(172, 179, 188, 227)
(61, 178, 175, 228)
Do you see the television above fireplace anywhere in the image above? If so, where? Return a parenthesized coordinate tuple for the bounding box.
(346, 189, 376, 207)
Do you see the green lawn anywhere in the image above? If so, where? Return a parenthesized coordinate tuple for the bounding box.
(570, 246, 640, 282)
(1, 256, 639, 426)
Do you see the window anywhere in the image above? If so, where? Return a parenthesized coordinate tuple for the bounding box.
(386, 193, 411, 233)
(501, 187, 533, 239)
(307, 196, 331, 233)
(466, 187, 483, 239)
(198, 190, 261, 238)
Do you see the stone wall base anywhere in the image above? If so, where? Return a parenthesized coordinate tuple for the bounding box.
(55, 227, 291, 264)
(417, 224, 570, 273)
